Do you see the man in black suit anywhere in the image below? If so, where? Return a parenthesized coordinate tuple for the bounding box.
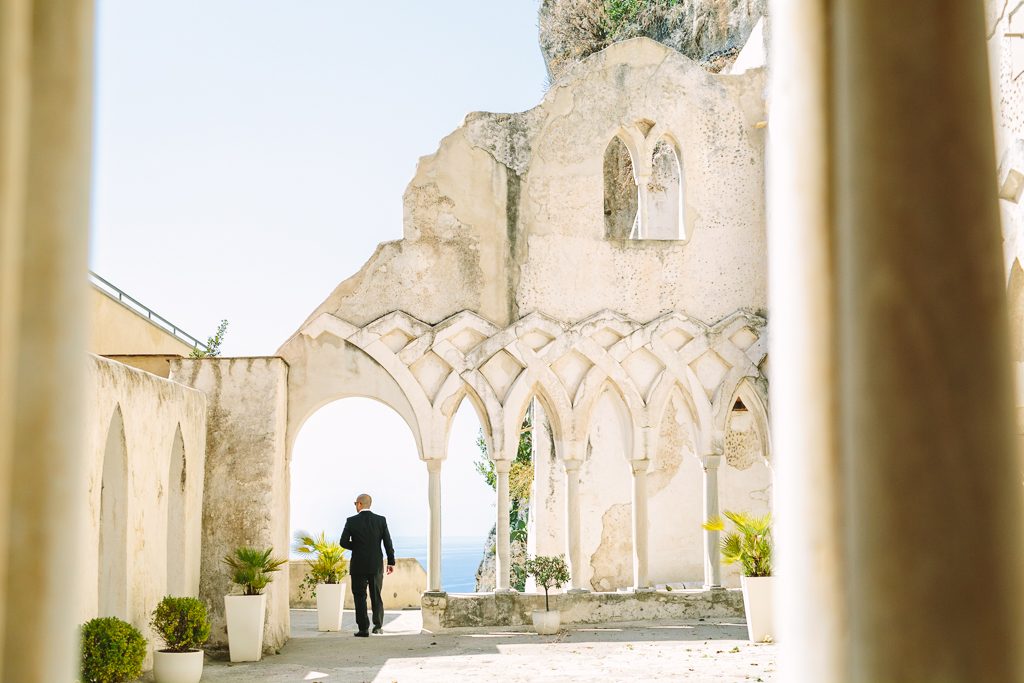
(339, 493, 395, 637)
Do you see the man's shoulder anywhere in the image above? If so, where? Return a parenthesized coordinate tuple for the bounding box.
(345, 514, 360, 523)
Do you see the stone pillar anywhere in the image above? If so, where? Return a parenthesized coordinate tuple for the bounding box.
(629, 459, 651, 590)
(426, 459, 443, 592)
(494, 459, 512, 592)
(700, 454, 722, 589)
(563, 459, 586, 592)
(0, 3, 95, 682)
(770, 0, 1024, 680)
(767, 0, 846, 679)
(636, 172, 651, 239)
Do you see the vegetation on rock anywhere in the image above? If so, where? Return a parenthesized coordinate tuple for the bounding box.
(189, 318, 229, 358)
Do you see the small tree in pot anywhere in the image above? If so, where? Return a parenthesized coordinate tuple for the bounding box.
(222, 546, 286, 662)
(703, 510, 774, 642)
(524, 554, 570, 635)
(294, 530, 350, 631)
(150, 596, 210, 683)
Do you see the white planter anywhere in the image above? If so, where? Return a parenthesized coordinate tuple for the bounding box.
(740, 575, 775, 643)
(316, 582, 346, 632)
(532, 609, 561, 635)
(153, 649, 204, 683)
(224, 593, 267, 662)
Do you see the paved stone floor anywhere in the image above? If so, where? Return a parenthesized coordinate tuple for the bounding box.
(179, 609, 776, 683)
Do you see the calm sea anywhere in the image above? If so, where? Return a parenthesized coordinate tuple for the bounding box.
(392, 536, 485, 593)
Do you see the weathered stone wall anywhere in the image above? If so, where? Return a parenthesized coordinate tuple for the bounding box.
(169, 357, 290, 654)
(422, 588, 744, 633)
(82, 355, 206, 667)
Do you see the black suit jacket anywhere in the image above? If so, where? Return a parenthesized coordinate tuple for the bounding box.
(339, 510, 396, 576)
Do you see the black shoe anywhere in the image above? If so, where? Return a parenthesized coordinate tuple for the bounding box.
(354, 631, 369, 638)
(372, 627, 382, 634)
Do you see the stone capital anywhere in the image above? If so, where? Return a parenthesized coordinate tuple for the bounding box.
(629, 458, 651, 475)
(701, 454, 722, 470)
(563, 459, 583, 473)
(424, 458, 443, 473)
(494, 459, 512, 475)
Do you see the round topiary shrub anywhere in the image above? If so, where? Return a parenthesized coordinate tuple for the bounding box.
(80, 616, 146, 683)
(150, 596, 211, 652)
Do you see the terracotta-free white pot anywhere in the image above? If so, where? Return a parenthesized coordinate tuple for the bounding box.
(224, 593, 267, 662)
(153, 649, 204, 683)
(740, 575, 775, 643)
(532, 609, 561, 635)
(316, 582, 346, 632)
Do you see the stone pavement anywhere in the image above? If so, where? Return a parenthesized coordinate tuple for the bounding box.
(178, 609, 776, 683)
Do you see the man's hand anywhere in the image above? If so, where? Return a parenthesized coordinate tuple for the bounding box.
(386, 564, 394, 575)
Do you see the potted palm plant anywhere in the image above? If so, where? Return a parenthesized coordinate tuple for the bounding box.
(150, 596, 210, 683)
(524, 554, 570, 635)
(703, 510, 773, 642)
(222, 546, 286, 662)
(293, 530, 350, 632)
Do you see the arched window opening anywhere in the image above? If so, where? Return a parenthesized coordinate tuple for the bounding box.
(604, 136, 639, 239)
(1009, 259, 1024, 362)
(647, 137, 684, 240)
(166, 425, 186, 595)
(99, 406, 128, 618)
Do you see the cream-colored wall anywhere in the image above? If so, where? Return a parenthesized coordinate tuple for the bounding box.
(88, 285, 195, 357)
(82, 355, 206, 668)
(288, 558, 426, 610)
(169, 357, 290, 655)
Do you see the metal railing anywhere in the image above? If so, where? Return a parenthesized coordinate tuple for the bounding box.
(89, 271, 208, 353)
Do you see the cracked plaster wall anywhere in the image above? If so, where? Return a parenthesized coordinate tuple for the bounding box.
(82, 355, 206, 670)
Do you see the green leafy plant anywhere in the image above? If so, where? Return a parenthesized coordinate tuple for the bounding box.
(189, 319, 229, 358)
(80, 616, 147, 683)
(524, 554, 571, 612)
(150, 596, 211, 653)
(293, 530, 350, 599)
(222, 546, 287, 596)
(702, 510, 773, 578)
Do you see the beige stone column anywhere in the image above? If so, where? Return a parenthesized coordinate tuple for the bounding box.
(629, 459, 651, 590)
(426, 459, 443, 592)
(563, 459, 586, 592)
(700, 454, 722, 589)
(636, 172, 651, 239)
(494, 459, 512, 592)
(0, 2, 95, 681)
(767, 0, 846, 679)
(835, 2, 1024, 681)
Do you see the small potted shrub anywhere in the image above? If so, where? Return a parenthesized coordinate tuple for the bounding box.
(80, 616, 146, 683)
(524, 554, 570, 635)
(150, 596, 210, 683)
(222, 546, 286, 662)
(703, 510, 773, 642)
(294, 530, 350, 632)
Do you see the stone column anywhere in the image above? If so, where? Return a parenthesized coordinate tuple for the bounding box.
(426, 459, 443, 592)
(700, 454, 722, 589)
(636, 172, 651, 239)
(494, 459, 512, 592)
(770, 0, 1024, 680)
(0, 3, 95, 682)
(563, 459, 586, 592)
(629, 459, 651, 590)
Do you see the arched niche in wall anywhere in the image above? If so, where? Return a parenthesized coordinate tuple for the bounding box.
(166, 424, 186, 595)
(604, 135, 640, 239)
(646, 136, 685, 240)
(1009, 259, 1024, 362)
(99, 405, 129, 618)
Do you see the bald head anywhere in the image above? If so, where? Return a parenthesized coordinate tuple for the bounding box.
(356, 493, 372, 509)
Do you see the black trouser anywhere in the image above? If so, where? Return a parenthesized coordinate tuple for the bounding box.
(350, 571, 384, 633)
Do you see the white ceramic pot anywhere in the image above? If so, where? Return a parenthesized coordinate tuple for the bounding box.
(153, 649, 204, 683)
(316, 582, 346, 632)
(740, 575, 775, 643)
(224, 593, 267, 662)
(532, 609, 561, 635)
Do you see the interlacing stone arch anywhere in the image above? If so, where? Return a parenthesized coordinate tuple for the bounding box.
(300, 307, 767, 463)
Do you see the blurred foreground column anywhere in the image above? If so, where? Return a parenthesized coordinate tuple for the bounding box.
(770, 0, 1024, 681)
(0, 1, 95, 681)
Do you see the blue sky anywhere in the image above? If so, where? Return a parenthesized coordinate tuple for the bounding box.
(90, 1, 548, 540)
